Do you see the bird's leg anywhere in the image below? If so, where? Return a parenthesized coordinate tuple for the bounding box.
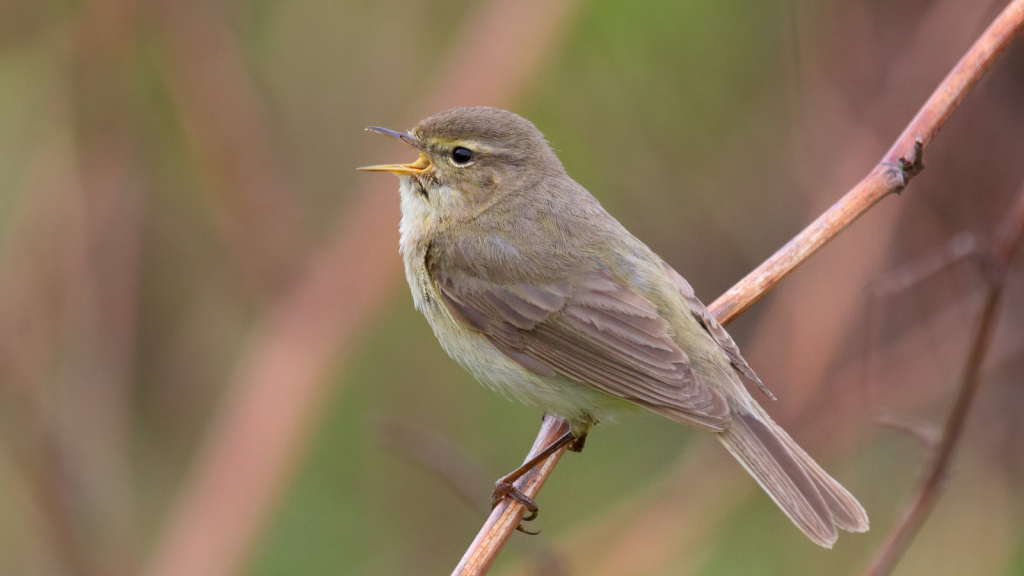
(491, 430, 576, 533)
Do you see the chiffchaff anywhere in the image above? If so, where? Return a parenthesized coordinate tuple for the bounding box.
(359, 107, 867, 547)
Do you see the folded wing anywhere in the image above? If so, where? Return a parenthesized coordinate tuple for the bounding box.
(432, 261, 730, 431)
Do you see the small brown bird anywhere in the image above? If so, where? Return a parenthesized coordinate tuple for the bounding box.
(360, 106, 868, 547)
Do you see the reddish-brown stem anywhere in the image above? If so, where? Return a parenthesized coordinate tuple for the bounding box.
(452, 416, 571, 575)
(713, 0, 1024, 324)
(862, 185, 1024, 576)
(452, 1, 1024, 573)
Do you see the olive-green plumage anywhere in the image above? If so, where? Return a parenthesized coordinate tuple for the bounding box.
(361, 106, 868, 547)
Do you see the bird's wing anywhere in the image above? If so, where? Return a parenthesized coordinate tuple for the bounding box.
(659, 259, 775, 400)
(430, 259, 730, 431)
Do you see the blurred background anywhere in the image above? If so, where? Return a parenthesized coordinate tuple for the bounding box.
(1, 0, 1023, 575)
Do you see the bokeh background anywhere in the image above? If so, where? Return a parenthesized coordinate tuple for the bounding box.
(1, 0, 1023, 575)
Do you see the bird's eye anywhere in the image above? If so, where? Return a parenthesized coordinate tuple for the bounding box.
(451, 146, 474, 165)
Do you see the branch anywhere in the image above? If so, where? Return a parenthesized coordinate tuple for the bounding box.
(862, 183, 1024, 576)
(452, 416, 572, 575)
(712, 0, 1024, 325)
(376, 418, 569, 576)
(451, 1, 1024, 573)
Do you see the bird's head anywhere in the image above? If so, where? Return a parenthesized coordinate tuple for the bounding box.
(359, 107, 564, 220)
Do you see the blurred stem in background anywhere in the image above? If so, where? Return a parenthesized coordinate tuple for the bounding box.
(0, 0, 144, 574)
(864, 184, 1024, 576)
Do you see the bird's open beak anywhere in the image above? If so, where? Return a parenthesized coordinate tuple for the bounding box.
(357, 155, 431, 175)
(357, 126, 432, 175)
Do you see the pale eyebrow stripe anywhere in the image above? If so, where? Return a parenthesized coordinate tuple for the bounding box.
(452, 141, 502, 154)
(421, 138, 511, 158)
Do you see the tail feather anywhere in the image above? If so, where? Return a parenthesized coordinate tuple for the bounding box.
(718, 410, 868, 547)
(789, 435, 869, 533)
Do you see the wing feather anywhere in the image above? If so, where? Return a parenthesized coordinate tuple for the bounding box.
(433, 262, 730, 431)
(660, 260, 775, 400)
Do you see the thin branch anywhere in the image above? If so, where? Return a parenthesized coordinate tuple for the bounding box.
(712, 0, 1024, 325)
(375, 418, 569, 576)
(452, 416, 572, 576)
(452, 1, 1024, 573)
(863, 184, 1024, 576)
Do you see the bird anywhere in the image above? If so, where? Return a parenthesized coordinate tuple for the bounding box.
(359, 106, 868, 547)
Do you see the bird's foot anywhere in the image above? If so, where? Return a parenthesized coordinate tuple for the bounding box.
(492, 481, 541, 534)
(488, 425, 580, 535)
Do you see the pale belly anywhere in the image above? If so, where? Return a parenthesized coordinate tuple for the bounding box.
(407, 262, 631, 430)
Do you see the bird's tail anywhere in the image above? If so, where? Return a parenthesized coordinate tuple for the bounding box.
(717, 408, 869, 548)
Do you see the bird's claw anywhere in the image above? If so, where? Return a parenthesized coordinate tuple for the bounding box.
(491, 481, 539, 512)
(492, 481, 541, 534)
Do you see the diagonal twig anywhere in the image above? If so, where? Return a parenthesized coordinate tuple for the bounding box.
(376, 418, 569, 576)
(451, 2, 1024, 574)
(711, 0, 1024, 326)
